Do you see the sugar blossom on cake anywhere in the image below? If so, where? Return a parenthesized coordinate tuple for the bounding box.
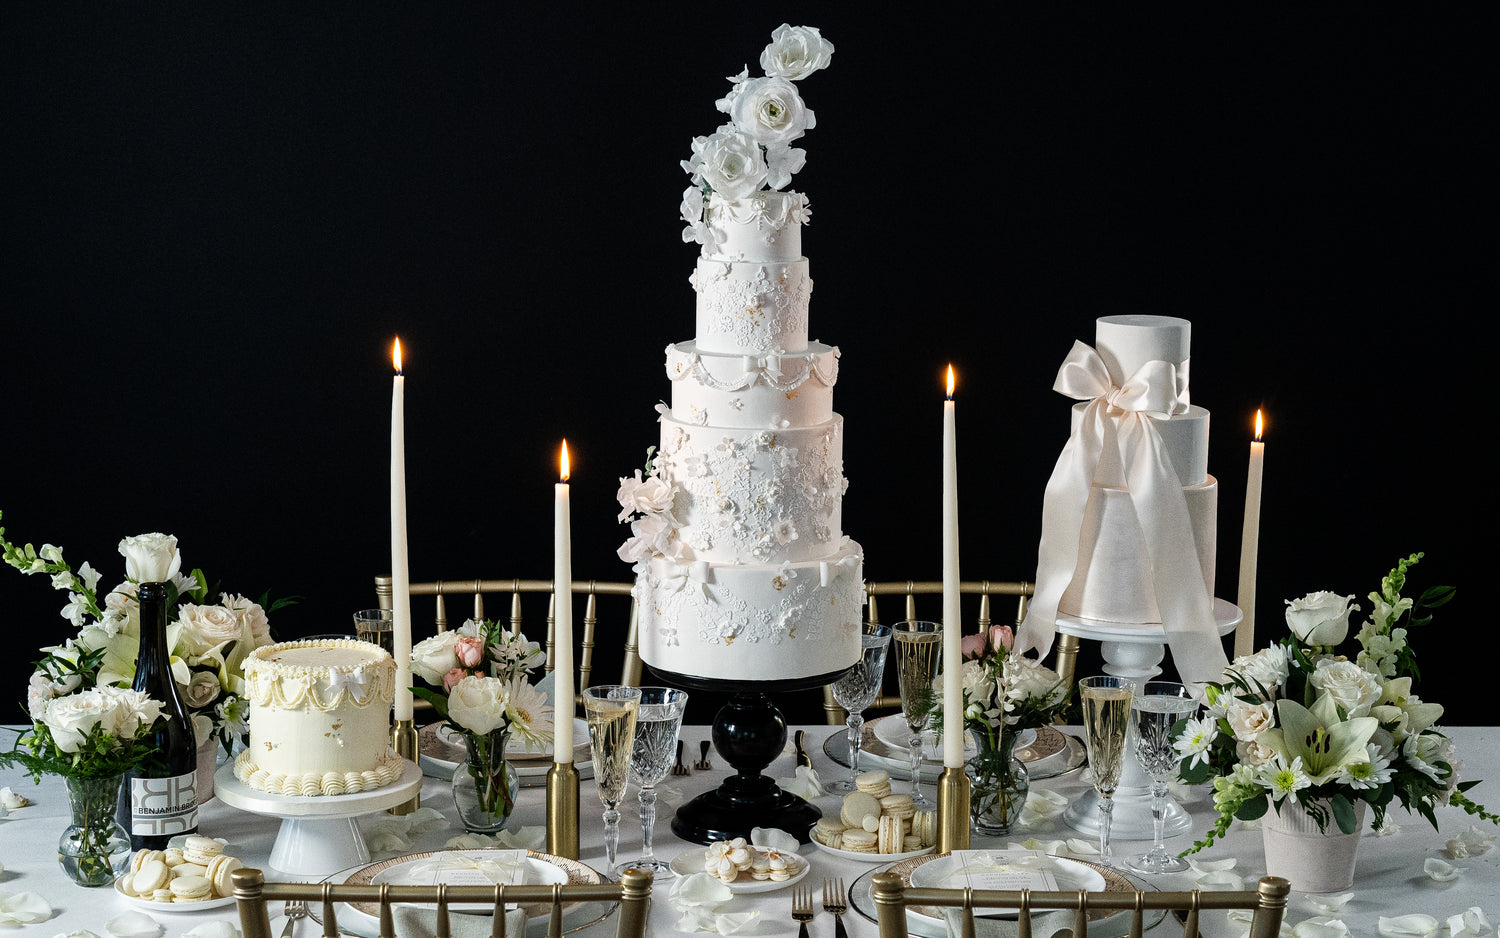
(759, 24, 834, 81)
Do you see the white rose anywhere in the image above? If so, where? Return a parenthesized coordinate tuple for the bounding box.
(697, 131, 768, 200)
(41, 690, 110, 752)
(221, 593, 273, 646)
(117, 533, 181, 583)
(182, 671, 224, 709)
(27, 671, 81, 722)
(175, 603, 244, 659)
(616, 470, 676, 522)
(759, 24, 834, 81)
(1228, 643, 1291, 694)
(730, 76, 814, 147)
(95, 685, 164, 739)
(1285, 591, 1357, 646)
(1308, 659, 1384, 718)
(410, 631, 462, 685)
(1006, 657, 1065, 707)
(446, 675, 509, 735)
(1236, 739, 1279, 767)
(1225, 699, 1276, 742)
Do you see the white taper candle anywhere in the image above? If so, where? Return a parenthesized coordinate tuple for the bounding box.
(942, 366, 963, 768)
(1235, 410, 1265, 659)
(553, 440, 575, 759)
(390, 338, 413, 721)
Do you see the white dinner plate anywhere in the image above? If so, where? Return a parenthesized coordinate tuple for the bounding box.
(113, 877, 234, 912)
(668, 848, 810, 893)
(809, 838, 935, 864)
(367, 850, 566, 912)
(420, 720, 593, 786)
(871, 716, 1031, 760)
(906, 852, 1106, 922)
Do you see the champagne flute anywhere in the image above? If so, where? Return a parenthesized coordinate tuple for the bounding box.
(621, 687, 688, 876)
(1079, 675, 1136, 862)
(1127, 682, 1198, 874)
(824, 622, 892, 794)
(583, 685, 641, 874)
(893, 620, 942, 808)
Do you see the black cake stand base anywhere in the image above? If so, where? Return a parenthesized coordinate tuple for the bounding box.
(650, 666, 847, 845)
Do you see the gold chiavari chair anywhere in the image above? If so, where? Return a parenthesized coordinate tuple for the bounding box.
(374, 576, 642, 719)
(233, 866, 653, 938)
(871, 870, 1291, 938)
(824, 579, 1074, 725)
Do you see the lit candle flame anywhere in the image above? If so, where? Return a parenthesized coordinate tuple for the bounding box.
(393, 337, 403, 375)
(946, 364, 956, 399)
(559, 439, 570, 482)
(1254, 409, 1264, 441)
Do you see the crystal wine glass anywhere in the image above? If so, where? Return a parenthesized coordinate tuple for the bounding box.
(620, 686, 688, 876)
(582, 685, 641, 873)
(893, 620, 942, 808)
(1079, 675, 1136, 862)
(1126, 682, 1198, 874)
(823, 622, 892, 794)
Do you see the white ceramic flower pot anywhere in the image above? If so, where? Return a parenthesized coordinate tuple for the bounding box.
(1261, 798, 1366, 892)
(196, 738, 219, 804)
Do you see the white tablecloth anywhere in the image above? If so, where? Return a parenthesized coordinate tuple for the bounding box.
(2, 725, 1495, 937)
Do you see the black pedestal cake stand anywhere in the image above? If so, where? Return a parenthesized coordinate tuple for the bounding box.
(651, 666, 846, 845)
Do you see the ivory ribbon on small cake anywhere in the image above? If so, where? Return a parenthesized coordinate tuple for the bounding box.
(1017, 341, 1228, 685)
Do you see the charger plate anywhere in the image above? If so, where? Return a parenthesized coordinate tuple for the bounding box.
(419, 721, 594, 786)
(847, 854, 1165, 938)
(825, 722, 1085, 782)
(342, 849, 597, 918)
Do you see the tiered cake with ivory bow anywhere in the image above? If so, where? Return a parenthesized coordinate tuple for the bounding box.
(616, 24, 863, 685)
(1018, 315, 1228, 683)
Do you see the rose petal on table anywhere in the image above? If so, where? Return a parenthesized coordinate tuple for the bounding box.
(1422, 857, 1465, 882)
(494, 826, 546, 851)
(0, 788, 30, 810)
(1063, 838, 1100, 856)
(1019, 789, 1068, 825)
(366, 829, 412, 852)
(1377, 913, 1439, 937)
(1303, 893, 1354, 915)
(713, 912, 760, 934)
(1292, 917, 1349, 937)
(751, 827, 800, 855)
(52, 930, 101, 938)
(0, 892, 53, 924)
(1192, 870, 1244, 891)
(1445, 827, 1496, 859)
(183, 922, 240, 938)
(403, 807, 449, 833)
(1006, 838, 1063, 853)
(1375, 816, 1400, 836)
(105, 911, 162, 938)
(1447, 907, 1491, 936)
(1186, 857, 1237, 874)
(774, 766, 822, 802)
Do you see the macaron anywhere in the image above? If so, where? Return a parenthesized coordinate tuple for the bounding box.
(181, 835, 224, 866)
(812, 818, 845, 843)
(132, 859, 171, 896)
(130, 848, 165, 874)
(205, 854, 243, 898)
(855, 769, 892, 799)
(880, 793, 916, 820)
(877, 814, 903, 853)
(840, 829, 877, 853)
(839, 791, 881, 828)
(169, 874, 213, 903)
(174, 862, 208, 879)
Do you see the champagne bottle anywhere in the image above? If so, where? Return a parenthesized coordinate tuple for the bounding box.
(128, 580, 200, 850)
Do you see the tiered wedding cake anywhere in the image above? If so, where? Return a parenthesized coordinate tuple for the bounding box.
(1019, 314, 1227, 682)
(617, 25, 863, 684)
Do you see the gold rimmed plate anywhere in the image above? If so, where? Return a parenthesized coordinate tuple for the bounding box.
(889, 851, 1151, 927)
(325, 849, 600, 921)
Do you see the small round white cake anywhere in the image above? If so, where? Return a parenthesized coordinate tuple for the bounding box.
(233, 639, 403, 796)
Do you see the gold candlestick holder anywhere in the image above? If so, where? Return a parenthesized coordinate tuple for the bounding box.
(936, 764, 971, 853)
(388, 718, 420, 816)
(546, 760, 580, 859)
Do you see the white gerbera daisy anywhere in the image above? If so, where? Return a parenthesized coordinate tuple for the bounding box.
(503, 677, 554, 749)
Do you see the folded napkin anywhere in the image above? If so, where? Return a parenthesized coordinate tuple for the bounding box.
(393, 906, 526, 938)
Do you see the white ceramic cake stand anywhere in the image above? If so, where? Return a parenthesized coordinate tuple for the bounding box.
(214, 760, 423, 879)
(1056, 598, 1241, 842)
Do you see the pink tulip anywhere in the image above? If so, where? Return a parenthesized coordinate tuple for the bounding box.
(991, 625, 1015, 652)
(961, 632, 987, 659)
(454, 635, 485, 668)
(442, 667, 468, 692)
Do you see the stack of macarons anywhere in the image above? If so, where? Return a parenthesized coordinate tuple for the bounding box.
(702, 836, 802, 884)
(811, 769, 937, 855)
(116, 835, 244, 902)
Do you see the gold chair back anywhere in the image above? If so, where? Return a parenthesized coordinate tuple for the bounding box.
(232, 866, 653, 938)
(870, 870, 1290, 938)
(375, 576, 642, 720)
(825, 579, 1069, 724)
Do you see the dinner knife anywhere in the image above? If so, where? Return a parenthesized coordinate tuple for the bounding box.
(794, 730, 812, 768)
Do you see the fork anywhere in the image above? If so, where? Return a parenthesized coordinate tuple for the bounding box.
(671, 739, 690, 776)
(823, 878, 848, 938)
(791, 885, 814, 938)
(695, 739, 713, 770)
(280, 900, 307, 938)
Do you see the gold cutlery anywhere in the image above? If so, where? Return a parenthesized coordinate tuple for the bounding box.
(671, 739, 690, 776)
(791, 885, 814, 938)
(695, 739, 713, 770)
(823, 878, 848, 938)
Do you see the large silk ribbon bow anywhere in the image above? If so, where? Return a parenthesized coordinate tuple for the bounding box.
(1017, 341, 1227, 685)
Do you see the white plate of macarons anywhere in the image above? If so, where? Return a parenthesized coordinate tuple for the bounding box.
(810, 839, 936, 863)
(113, 834, 242, 911)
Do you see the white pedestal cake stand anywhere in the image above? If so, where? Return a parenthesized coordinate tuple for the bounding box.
(1056, 597, 1241, 842)
(214, 760, 423, 879)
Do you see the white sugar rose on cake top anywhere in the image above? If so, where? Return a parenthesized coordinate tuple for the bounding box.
(618, 25, 864, 686)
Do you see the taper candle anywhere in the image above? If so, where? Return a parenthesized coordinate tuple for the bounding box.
(942, 365, 963, 768)
(553, 440, 575, 758)
(1235, 410, 1265, 659)
(390, 338, 413, 721)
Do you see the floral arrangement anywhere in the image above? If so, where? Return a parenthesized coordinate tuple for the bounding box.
(0, 513, 285, 758)
(409, 618, 553, 826)
(941, 625, 1071, 750)
(680, 23, 833, 245)
(1177, 553, 1497, 853)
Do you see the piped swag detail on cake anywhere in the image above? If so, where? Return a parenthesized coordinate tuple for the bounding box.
(618, 25, 865, 684)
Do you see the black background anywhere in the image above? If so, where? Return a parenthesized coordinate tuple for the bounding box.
(1, 7, 1487, 728)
